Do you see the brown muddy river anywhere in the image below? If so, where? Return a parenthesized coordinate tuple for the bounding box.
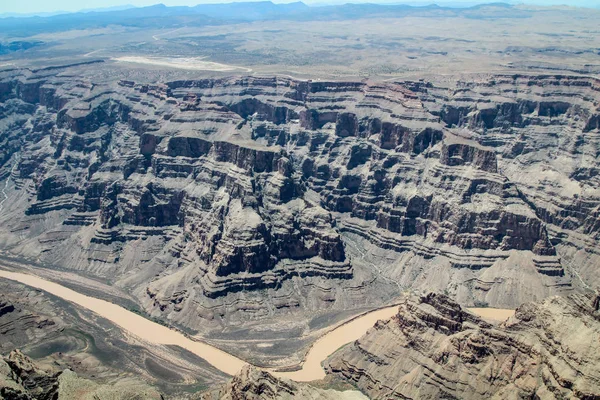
(0, 269, 515, 382)
(0, 270, 247, 374)
(467, 307, 516, 321)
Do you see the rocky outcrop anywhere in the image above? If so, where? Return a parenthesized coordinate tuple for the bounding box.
(440, 139, 498, 173)
(325, 292, 600, 399)
(201, 366, 366, 400)
(0, 350, 163, 400)
(0, 350, 60, 400)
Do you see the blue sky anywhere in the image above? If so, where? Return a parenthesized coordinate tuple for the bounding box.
(1, 0, 598, 14)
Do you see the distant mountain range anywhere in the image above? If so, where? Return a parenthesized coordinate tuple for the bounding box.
(0, 1, 538, 38)
(0, 0, 597, 38)
(1, 0, 598, 20)
(0, 5, 137, 19)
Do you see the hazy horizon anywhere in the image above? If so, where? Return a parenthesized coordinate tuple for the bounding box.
(1, 0, 598, 15)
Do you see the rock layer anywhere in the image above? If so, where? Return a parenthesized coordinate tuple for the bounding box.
(0, 66, 598, 331)
(325, 292, 600, 399)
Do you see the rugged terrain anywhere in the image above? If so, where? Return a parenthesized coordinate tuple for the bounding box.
(0, 348, 365, 400)
(0, 278, 229, 397)
(200, 366, 367, 400)
(1, 349, 163, 400)
(0, 350, 366, 400)
(325, 291, 600, 399)
(1, 67, 598, 322)
(2, 3, 600, 79)
(3, 288, 600, 399)
(0, 5, 597, 336)
(0, 2, 599, 398)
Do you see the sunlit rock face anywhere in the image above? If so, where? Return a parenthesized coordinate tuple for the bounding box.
(0, 68, 598, 331)
(325, 292, 600, 399)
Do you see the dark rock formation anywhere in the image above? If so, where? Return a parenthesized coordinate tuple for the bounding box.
(0, 292, 60, 355)
(440, 140, 498, 173)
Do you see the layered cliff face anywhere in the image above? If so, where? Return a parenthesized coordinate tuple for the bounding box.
(0, 290, 62, 354)
(325, 292, 600, 399)
(0, 65, 598, 331)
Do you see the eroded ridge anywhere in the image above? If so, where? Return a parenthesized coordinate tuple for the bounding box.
(326, 292, 600, 399)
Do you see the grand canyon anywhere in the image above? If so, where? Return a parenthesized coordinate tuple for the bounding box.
(1, 2, 599, 399)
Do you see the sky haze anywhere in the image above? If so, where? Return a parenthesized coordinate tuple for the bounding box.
(1, 0, 598, 16)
